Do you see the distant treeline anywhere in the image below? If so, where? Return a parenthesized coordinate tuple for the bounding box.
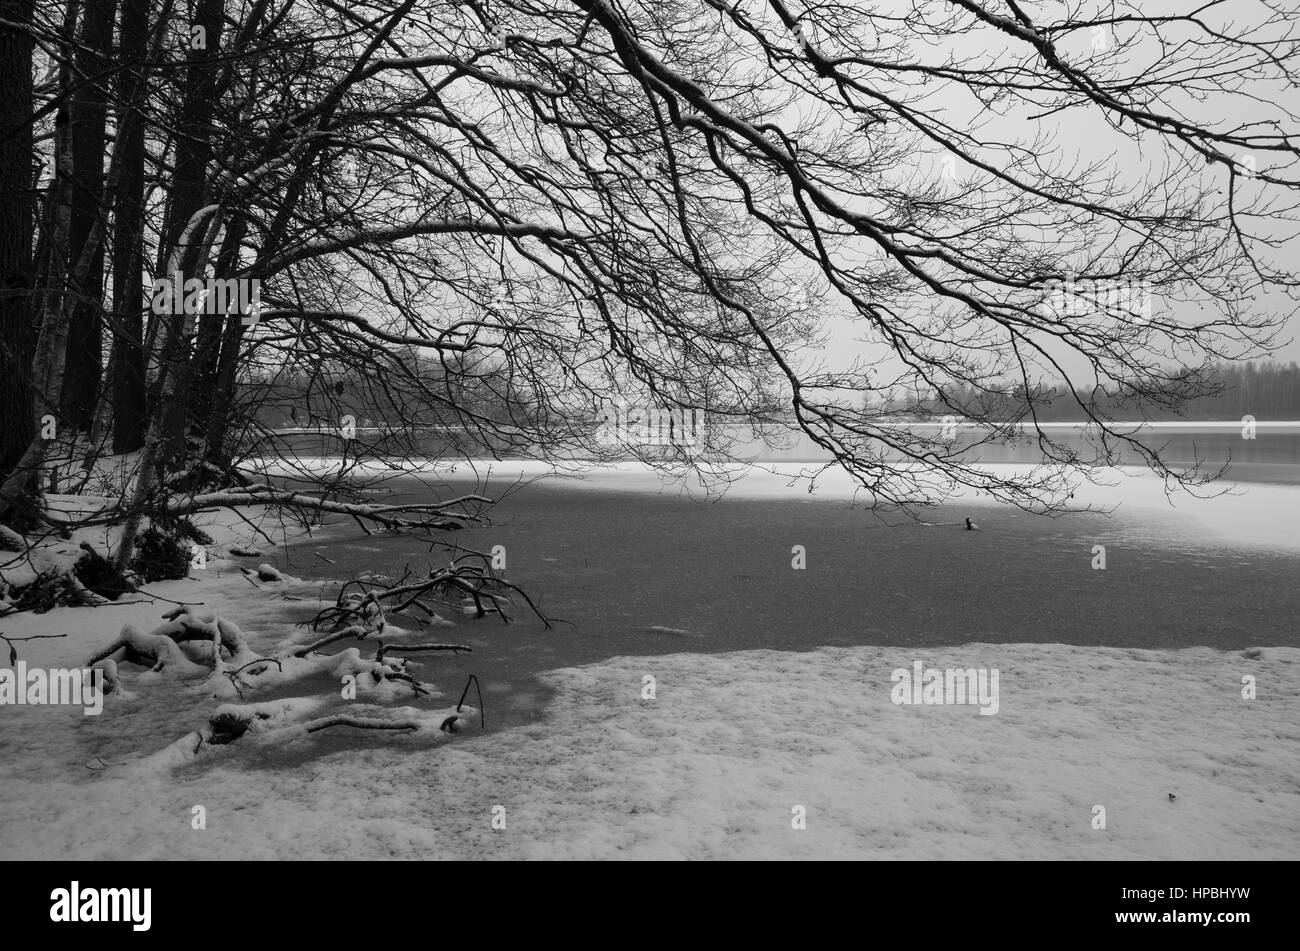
(898, 361, 1300, 422)
(242, 355, 515, 431)
(247, 359, 1300, 432)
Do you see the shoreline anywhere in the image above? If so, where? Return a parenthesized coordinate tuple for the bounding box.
(3, 615, 1293, 859)
(2, 471, 1297, 860)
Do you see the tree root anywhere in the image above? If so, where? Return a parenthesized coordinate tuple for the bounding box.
(138, 696, 479, 770)
(309, 550, 554, 635)
(84, 608, 255, 676)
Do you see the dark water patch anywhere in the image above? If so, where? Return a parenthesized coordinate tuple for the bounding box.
(270, 477, 1300, 731)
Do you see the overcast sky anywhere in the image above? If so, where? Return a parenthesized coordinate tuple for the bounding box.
(806, 0, 1300, 380)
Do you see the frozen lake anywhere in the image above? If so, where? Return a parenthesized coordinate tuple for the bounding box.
(270, 461, 1300, 730)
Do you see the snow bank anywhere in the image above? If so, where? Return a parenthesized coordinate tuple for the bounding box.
(425, 643, 1300, 859)
(2, 641, 1293, 859)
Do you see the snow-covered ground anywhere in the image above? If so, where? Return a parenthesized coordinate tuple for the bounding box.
(436, 643, 1299, 859)
(2, 465, 1297, 860)
(4, 602, 1295, 859)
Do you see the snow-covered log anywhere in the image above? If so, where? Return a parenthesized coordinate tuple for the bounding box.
(132, 697, 479, 772)
(84, 609, 256, 675)
(163, 486, 492, 532)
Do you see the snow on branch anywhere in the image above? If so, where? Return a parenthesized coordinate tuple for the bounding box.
(134, 697, 479, 773)
(164, 486, 491, 533)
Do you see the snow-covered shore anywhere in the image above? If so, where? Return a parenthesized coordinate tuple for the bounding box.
(2, 467, 1297, 860)
(4, 601, 1295, 859)
(436, 642, 1299, 859)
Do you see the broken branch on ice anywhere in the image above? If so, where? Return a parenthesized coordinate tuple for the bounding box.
(163, 486, 491, 532)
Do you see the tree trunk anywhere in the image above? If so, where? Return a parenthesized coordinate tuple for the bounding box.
(108, 0, 150, 453)
(154, 0, 225, 468)
(0, 93, 76, 522)
(0, 0, 36, 518)
(190, 216, 248, 451)
(60, 0, 115, 432)
(114, 205, 223, 574)
(201, 303, 248, 472)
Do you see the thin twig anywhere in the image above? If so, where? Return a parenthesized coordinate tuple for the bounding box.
(375, 641, 472, 661)
(229, 657, 284, 677)
(132, 588, 204, 607)
(457, 673, 485, 730)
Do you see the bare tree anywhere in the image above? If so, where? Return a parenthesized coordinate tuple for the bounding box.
(2, 0, 1299, 564)
(0, 0, 37, 527)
